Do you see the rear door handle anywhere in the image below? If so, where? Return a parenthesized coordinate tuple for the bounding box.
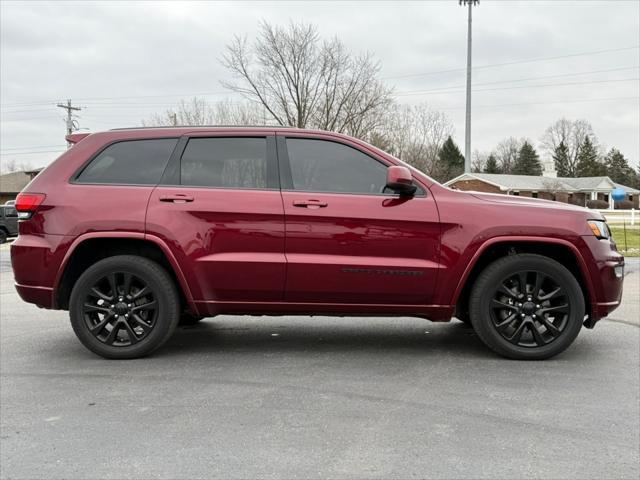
(293, 199, 328, 209)
(160, 194, 194, 203)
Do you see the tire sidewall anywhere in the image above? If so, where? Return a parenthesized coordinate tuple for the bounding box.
(470, 255, 585, 360)
(69, 256, 179, 359)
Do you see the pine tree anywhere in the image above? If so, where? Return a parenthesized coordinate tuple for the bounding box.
(604, 148, 635, 186)
(483, 154, 501, 173)
(438, 136, 465, 181)
(512, 141, 542, 176)
(552, 141, 571, 177)
(576, 136, 605, 177)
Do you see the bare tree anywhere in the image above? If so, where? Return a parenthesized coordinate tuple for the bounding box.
(373, 103, 454, 177)
(471, 150, 488, 173)
(0, 159, 33, 175)
(540, 118, 597, 176)
(143, 97, 266, 127)
(220, 21, 392, 138)
(493, 137, 525, 174)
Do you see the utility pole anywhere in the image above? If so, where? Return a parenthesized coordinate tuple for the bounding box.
(56, 99, 81, 147)
(460, 0, 479, 173)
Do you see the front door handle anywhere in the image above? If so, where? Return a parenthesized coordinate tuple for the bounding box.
(160, 194, 194, 203)
(293, 199, 328, 209)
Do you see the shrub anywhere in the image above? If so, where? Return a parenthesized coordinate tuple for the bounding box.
(568, 197, 584, 206)
(614, 200, 634, 210)
(586, 199, 609, 209)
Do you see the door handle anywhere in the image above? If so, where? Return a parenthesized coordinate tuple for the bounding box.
(159, 194, 194, 203)
(293, 199, 328, 209)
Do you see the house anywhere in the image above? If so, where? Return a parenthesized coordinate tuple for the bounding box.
(444, 173, 640, 209)
(0, 168, 43, 204)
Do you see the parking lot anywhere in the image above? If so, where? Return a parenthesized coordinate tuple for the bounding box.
(1, 246, 638, 480)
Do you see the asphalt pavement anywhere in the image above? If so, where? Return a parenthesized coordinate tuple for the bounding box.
(1, 246, 638, 480)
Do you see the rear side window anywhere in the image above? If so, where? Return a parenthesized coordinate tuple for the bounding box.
(180, 137, 267, 189)
(286, 138, 388, 194)
(76, 138, 178, 185)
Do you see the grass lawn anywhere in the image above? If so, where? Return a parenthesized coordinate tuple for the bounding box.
(610, 225, 640, 257)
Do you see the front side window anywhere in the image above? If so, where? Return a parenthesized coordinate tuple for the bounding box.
(286, 138, 388, 195)
(180, 137, 267, 189)
(76, 138, 178, 185)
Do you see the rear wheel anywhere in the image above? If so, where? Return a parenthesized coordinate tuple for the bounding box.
(0, 229, 7, 244)
(469, 254, 584, 360)
(69, 255, 180, 359)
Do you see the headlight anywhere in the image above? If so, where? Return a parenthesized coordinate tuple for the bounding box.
(587, 220, 611, 239)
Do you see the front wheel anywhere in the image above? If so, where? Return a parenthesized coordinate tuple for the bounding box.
(469, 254, 584, 360)
(69, 255, 180, 359)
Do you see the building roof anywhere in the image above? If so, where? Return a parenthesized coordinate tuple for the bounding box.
(445, 173, 640, 194)
(0, 171, 33, 194)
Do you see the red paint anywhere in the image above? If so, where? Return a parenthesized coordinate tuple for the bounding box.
(11, 127, 624, 324)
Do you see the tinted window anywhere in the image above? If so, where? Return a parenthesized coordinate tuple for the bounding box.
(180, 137, 267, 189)
(286, 138, 387, 194)
(3, 206, 17, 217)
(77, 138, 178, 185)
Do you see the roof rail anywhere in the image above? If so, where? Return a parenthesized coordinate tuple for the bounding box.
(109, 125, 299, 131)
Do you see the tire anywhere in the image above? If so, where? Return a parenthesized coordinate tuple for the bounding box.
(69, 255, 180, 359)
(179, 313, 205, 326)
(469, 254, 584, 360)
(0, 229, 7, 244)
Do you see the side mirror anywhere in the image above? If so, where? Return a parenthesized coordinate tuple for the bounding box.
(386, 166, 417, 196)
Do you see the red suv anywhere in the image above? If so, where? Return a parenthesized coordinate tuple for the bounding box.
(11, 127, 624, 360)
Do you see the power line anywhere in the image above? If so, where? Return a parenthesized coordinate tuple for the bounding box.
(439, 95, 639, 111)
(0, 144, 67, 152)
(394, 66, 639, 95)
(383, 45, 640, 80)
(0, 149, 65, 157)
(394, 77, 640, 97)
(3, 45, 639, 108)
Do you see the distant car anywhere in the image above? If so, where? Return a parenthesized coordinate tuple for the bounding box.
(10, 127, 624, 360)
(0, 204, 19, 243)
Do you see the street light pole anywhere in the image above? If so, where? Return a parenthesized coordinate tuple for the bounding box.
(460, 0, 479, 173)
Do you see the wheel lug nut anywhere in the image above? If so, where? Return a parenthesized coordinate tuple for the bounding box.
(128, 304, 132, 307)
(115, 314, 119, 318)
(536, 304, 540, 308)
(521, 313, 525, 317)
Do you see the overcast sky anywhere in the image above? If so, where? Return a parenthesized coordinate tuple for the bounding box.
(1, 0, 639, 172)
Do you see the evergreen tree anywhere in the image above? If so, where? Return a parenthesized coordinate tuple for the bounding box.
(512, 141, 542, 176)
(604, 148, 635, 185)
(576, 136, 605, 177)
(483, 154, 501, 173)
(438, 136, 465, 181)
(552, 141, 571, 177)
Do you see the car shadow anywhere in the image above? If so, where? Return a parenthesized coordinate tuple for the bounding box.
(158, 317, 496, 360)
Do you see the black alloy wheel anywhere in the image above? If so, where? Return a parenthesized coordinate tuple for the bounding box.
(489, 270, 569, 348)
(469, 254, 584, 360)
(70, 255, 180, 359)
(82, 272, 158, 347)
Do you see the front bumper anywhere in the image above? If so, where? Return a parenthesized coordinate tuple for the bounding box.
(581, 235, 625, 326)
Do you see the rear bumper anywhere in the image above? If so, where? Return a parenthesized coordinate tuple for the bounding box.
(10, 233, 71, 309)
(15, 283, 54, 309)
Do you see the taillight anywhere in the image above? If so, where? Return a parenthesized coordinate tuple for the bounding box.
(15, 193, 46, 219)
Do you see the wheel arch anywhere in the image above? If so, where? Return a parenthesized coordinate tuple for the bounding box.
(54, 232, 196, 312)
(453, 237, 594, 320)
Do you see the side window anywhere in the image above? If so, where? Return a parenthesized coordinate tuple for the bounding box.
(180, 137, 268, 189)
(76, 139, 178, 185)
(4, 206, 17, 218)
(286, 138, 388, 194)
